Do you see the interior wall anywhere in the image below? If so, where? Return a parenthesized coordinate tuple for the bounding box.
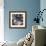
(40, 0, 46, 27)
(0, 0, 4, 42)
(4, 0, 40, 42)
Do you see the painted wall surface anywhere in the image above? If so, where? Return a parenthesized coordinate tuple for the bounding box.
(4, 0, 40, 42)
(40, 0, 46, 27)
(0, 0, 4, 42)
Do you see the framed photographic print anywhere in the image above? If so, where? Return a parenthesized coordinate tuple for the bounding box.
(9, 11, 27, 28)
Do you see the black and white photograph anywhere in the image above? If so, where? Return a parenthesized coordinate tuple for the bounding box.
(9, 11, 26, 28)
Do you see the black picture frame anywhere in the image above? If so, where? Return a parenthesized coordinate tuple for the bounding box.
(9, 11, 27, 29)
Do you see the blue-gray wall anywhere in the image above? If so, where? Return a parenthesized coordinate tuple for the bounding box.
(4, 0, 40, 42)
(40, 0, 46, 27)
